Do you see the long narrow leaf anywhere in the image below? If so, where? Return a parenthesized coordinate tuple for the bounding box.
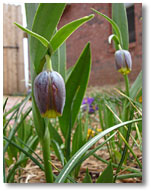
(25, 3, 39, 30)
(3, 107, 32, 154)
(3, 136, 44, 171)
(112, 3, 129, 50)
(16, 136, 42, 163)
(14, 22, 49, 47)
(59, 43, 91, 137)
(50, 14, 94, 53)
(91, 8, 122, 46)
(7, 158, 28, 183)
(30, 3, 66, 74)
(130, 71, 142, 99)
(116, 172, 142, 180)
(93, 154, 141, 174)
(59, 42, 66, 81)
(3, 93, 31, 118)
(3, 97, 8, 112)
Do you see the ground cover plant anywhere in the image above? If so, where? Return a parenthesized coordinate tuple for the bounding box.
(3, 3, 142, 183)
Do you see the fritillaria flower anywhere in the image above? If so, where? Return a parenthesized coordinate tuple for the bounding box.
(34, 70, 66, 118)
(115, 49, 132, 75)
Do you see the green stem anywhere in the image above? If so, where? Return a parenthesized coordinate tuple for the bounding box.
(114, 75, 135, 182)
(123, 74, 130, 122)
(118, 44, 122, 50)
(45, 54, 52, 71)
(121, 74, 130, 137)
(41, 119, 53, 183)
(124, 74, 130, 97)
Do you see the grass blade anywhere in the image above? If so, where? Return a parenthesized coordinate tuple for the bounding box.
(3, 97, 8, 112)
(3, 136, 44, 171)
(3, 107, 32, 154)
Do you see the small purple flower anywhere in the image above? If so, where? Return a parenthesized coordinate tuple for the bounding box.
(82, 97, 94, 105)
(82, 97, 98, 114)
(89, 105, 98, 114)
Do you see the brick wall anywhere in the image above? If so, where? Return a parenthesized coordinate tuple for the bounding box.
(58, 3, 142, 86)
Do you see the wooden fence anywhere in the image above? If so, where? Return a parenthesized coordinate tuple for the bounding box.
(3, 4, 26, 95)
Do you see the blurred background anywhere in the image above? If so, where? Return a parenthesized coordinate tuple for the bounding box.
(3, 3, 142, 96)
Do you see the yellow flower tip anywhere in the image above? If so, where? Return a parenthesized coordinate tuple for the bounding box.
(91, 131, 95, 137)
(87, 128, 96, 138)
(97, 128, 102, 132)
(87, 129, 92, 135)
(41, 110, 61, 118)
(118, 67, 131, 75)
(139, 96, 142, 103)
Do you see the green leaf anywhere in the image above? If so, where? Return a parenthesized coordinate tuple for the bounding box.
(66, 66, 74, 81)
(25, 3, 39, 30)
(17, 114, 25, 145)
(91, 8, 122, 47)
(32, 97, 45, 138)
(54, 118, 142, 183)
(59, 43, 91, 138)
(3, 97, 8, 112)
(51, 139, 64, 166)
(3, 107, 32, 154)
(50, 14, 94, 53)
(112, 3, 129, 50)
(14, 22, 49, 47)
(4, 136, 44, 171)
(116, 172, 142, 180)
(51, 39, 66, 81)
(130, 71, 142, 100)
(96, 162, 113, 183)
(48, 122, 63, 146)
(103, 100, 115, 128)
(83, 113, 89, 143)
(7, 158, 28, 183)
(30, 3, 66, 74)
(51, 45, 59, 73)
(3, 93, 31, 118)
(93, 154, 141, 174)
(72, 120, 83, 156)
(16, 136, 42, 162)
(82, 168, 92, 183)
(59, 42, 66, 81)
(7, 139, 18, 162)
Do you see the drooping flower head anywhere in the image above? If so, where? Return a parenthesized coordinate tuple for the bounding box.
(115, 49, 132, 75)
(34, 70, 66, 118)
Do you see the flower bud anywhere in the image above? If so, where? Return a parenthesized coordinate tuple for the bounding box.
(115, 50, 132, 75)
(34, 70, 66, 118)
